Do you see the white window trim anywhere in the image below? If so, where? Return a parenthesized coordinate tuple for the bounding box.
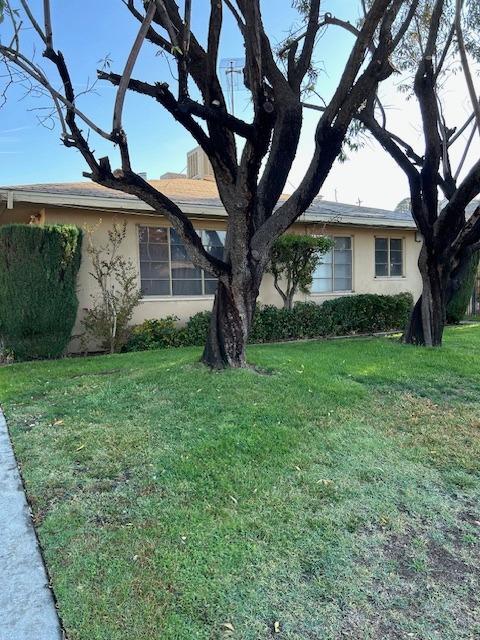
(374, 235, 406, 278)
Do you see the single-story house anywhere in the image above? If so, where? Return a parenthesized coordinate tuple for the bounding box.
(0, 148, 421, 351)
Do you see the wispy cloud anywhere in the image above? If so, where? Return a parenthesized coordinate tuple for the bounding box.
(0, 125, 31, 134)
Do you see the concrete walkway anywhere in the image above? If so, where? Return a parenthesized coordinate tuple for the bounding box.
(0, 409, 62, 640)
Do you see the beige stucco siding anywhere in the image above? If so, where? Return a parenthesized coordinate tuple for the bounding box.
(2, 204, 422, 351)
(44, 208, 228, 348)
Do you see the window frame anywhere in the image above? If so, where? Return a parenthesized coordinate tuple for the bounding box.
(374, 236, 406, 278)
(310, 234, 354, 295)
(137, 224, 225, 299)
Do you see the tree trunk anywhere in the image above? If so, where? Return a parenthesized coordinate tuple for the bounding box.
(284, 289, 295, 310)
(404, 245, 446, 346)
(201, 268, 261, 369)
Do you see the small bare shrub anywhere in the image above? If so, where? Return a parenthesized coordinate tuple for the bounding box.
(82, 221, 141, 354)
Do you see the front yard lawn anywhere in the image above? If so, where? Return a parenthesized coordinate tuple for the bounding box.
(1, 327, 480, 639)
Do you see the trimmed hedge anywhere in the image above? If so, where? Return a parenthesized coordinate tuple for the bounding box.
(0, 224, 82, 360)
(124, 292, 413, 352)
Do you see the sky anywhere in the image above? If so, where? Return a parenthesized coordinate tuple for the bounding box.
(0, 1, 478, 211)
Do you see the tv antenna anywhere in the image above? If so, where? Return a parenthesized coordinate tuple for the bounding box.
(220, 58, 245, 116)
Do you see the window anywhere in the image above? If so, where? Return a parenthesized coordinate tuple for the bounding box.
(311, 236, 352, 293)
(139, 226, 225, 296)
(375, 237, 404, 277)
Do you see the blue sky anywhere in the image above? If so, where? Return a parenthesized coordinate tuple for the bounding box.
(3, 1, 451, 210)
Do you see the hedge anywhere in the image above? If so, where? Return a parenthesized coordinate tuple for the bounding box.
(0, 224, 83, 360)
(124, 292, 413, 352)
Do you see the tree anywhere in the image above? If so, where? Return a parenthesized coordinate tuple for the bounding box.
(267, 234, 333, 309)
(446, 250, 479, 323)
(0, 0, 416, 367)
(324, 0, 480, 346)
(395, 197, 411, 213)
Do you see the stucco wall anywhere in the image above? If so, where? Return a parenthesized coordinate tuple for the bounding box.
(5, 205, 422, 351)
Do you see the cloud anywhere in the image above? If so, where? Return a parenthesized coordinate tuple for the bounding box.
(0, 126, 31, 134)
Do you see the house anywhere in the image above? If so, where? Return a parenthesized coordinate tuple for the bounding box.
(0, 148, 421, 351)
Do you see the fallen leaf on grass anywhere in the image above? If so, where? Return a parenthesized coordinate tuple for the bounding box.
(221, 622, 235, 632)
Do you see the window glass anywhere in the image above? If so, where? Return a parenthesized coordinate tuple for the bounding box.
(148, 227, 168, 244)
(204, 279, 219, 295)
(172, 279, 202, 296)
(140, 262, 170, 279)
(311, 236, 352, 293)
(375, 237, 403, 277)
(141, 279, 170, 296)
(139, 243, 169, 261)
(139, 226, 225, 296)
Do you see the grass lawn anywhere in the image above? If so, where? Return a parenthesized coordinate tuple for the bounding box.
(1, 327, 480, 640)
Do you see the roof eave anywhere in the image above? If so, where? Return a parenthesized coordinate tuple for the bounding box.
(0, 189, 416, 230)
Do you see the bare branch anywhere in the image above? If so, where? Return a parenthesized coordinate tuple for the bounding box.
(454, 119, 477, 180)
(0, 45, 108, 140)
(112, 0, 156, 141)
(223, 0, 245, 33)
(178, 0, 192, 99)
(43, 0, 53, 49)
(18, 0, 47, 43)
(455, 0, 480, 133)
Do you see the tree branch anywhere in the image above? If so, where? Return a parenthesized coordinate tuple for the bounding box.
(455, 0, 480, 132)
(112, 0, 157, 170)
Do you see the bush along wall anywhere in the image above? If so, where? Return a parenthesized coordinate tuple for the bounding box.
(124, 292, 414, 352)
(0, 224, 83, 360)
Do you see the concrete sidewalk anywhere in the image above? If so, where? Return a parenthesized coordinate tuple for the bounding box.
(0, 409, 62, 640)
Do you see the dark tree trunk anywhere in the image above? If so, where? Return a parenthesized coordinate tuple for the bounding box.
(284, 289, 296, 310)
(201, 265, 262, 369)
(404, 245, 447, 346)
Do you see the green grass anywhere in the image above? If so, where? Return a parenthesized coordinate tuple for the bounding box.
(1, 327, 480, 639)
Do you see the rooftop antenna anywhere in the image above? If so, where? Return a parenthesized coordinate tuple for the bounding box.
(220, 58, 245, 116)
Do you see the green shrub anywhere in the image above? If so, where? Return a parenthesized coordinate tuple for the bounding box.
(182, 311, 213, 346)
(0, 224, 82, 360)
(124, 316, 181, 351)
(286, 301, 333, 338)
(446, 252, 479, 323)
(125, 292, 413, 352)
(250, 305, 296, 342)
(323, 292, 413, 335)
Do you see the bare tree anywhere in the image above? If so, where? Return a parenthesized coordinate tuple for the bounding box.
(306, 0, 480, 346)
(0, 0, 415, 367)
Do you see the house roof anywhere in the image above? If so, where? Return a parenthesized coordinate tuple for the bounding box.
(0, 178, 417, 230)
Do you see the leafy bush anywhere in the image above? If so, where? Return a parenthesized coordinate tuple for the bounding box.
(124, 317, 181, 351)
(181, 310, 213, 346)
(250, 305, 297, 342)
(0, 224, 82, 360)
(323, 292, 413, 335)
(446, 252, 479, 323)
(126, 292, 413, 352)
